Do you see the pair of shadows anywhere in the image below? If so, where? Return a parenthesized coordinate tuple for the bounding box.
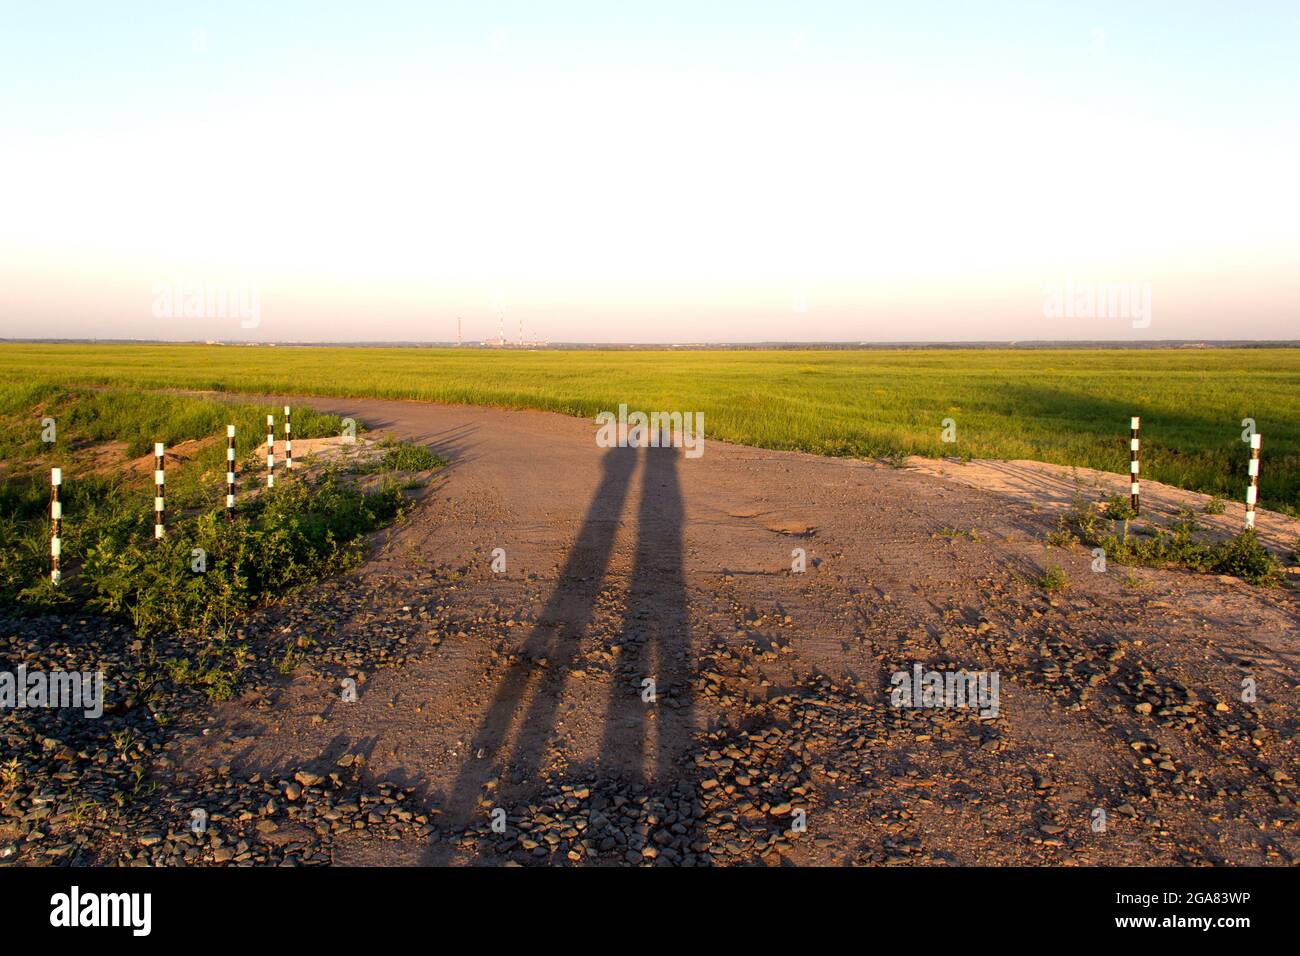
(423, 444, 691, 862)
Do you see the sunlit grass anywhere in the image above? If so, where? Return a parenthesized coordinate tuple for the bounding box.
(2, 343, 1296, 509)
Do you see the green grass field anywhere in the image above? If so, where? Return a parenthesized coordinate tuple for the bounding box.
(3, 343, 1297, 511)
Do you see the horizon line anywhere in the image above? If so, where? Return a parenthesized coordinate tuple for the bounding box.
(4, 338, 1300, 350)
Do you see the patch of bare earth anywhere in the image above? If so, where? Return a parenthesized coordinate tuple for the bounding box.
(163, 397, 1298, 866)
(906, 455, 1300, 556)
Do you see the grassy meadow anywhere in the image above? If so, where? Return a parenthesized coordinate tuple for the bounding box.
(2, 343, 1298, 511)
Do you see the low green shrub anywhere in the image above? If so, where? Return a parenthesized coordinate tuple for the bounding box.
(82, 470, 408, 637)
(1055, 500, 1283, 586)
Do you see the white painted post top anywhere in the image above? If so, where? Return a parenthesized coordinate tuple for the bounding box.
(154, 442, 165, 456)
(1130, 416, 1140, 429)
(267, 414, 274, 425)
(1251, 434, 1262, 449)
(51, 467, 62, 485)
(284, 405, 290, 415)
(227, 424, 236, 437)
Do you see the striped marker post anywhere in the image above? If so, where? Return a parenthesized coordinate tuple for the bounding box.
(226, 424, 237, 518)
(266, 414, 276, 488)
(154, 442, 166, 539)
(1245, 434, 1262, 530)
(283, 405, 293, 471)
(50, 468, 62, 584)
(1129, 416, 1141, 515)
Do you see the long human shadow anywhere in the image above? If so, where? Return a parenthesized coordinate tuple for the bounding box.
(422, 445, 638, 863)
(598, 443, 693, 786)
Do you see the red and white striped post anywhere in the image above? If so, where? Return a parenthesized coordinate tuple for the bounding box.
(154, 442, 166, 539)
(266, 414, 276, 488)
(283, 405, 293, 471)
(1129, 416, 1141, 515)
(50, 468, 62, 584)
(226, 424, 237, 518)
(1245, 434, 1261, 530)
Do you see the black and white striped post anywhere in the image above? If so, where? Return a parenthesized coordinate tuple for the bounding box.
(283, 405, 293, 471)
(154, 442, 166, 539)
(50, 468, 62, 584)
(1129, 416, 1141, 515)
(226, 424, 237, 518)
(266, 414, 276, 488)
(1245, 433, 1261, 530)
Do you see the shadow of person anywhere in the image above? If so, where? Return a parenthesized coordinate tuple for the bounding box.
(598, 442, 693, 787)
(422, 445, 638, 863)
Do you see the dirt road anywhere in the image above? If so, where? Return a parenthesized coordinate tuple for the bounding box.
(175, 396, 1300, 865)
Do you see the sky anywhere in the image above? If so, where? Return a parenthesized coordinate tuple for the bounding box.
(1, 1, 1297, 344)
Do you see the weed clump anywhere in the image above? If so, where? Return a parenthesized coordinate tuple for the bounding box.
(82, 469, 408, 638)
(348, 437, 445, 475)
(1036, 565, 1069, 592)
(1053, 497, 1283, 586)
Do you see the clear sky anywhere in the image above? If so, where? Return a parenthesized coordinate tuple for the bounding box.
(1, 1, 1297, 343)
